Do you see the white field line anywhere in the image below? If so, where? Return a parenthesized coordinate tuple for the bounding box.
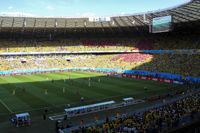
(0, 98, 13, 113)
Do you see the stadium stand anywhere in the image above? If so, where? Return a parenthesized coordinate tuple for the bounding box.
(0, 33, 199, 77)
(0, 33, 199, 53)
(69, 91, 200, 133)
(0, 1, 200, 133)
(0, 53, 199, 77)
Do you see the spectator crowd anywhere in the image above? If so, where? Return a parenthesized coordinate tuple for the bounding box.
(0, 34, 199, 77)
(70, 91, 200, 133)
(0, 53, 199, 77)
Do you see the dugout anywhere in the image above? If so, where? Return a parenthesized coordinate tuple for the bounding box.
(64, 101, 115, 117)
(122, 97, 134, 106)
(10, 112, 31, 127)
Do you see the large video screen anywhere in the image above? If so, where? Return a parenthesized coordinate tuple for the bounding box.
(150, 15, 173, 33)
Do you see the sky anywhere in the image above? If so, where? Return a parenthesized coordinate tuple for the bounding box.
(0, 0, 191, 17)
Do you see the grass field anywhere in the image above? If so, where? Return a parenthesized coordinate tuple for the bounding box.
(0, 71, 183, 115)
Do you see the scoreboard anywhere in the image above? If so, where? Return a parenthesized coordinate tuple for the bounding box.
(150, 15, 173, 33)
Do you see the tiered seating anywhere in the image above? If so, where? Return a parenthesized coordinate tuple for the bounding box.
(71, 92, 200, 133)
(152, 35, 200, 50)
(0, 34, 199, 53)
(0, 35, 199, 77)
(0, 59, 11, 70)
(0, 53, 199, 77)
(0, 39, 136, 52)
(135, 54, 200, 77)
(112, 53, 153, 63)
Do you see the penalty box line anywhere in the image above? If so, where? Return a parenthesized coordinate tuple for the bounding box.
(0, 98, 14, 114)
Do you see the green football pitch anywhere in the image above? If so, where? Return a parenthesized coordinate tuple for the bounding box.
(0, 71, 183, 115)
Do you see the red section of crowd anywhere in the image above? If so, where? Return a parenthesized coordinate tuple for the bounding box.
(112, 53, 153, 63)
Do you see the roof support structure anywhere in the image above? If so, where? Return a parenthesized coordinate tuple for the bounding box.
(0, 19, 3, 32)
(32, 19, 36, 33)
(111, 18, 123, 33)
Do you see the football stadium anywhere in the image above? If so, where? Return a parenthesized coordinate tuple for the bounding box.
(0, 0, 200, 133)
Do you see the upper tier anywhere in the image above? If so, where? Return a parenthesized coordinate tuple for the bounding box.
(0, 34, 199, 53)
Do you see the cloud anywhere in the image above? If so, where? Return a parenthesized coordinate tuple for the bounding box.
(46, 5, 55, 10)
(120, 12, 125, 15)
(8, 6, 13, 10)
(0, 12, 36, 17)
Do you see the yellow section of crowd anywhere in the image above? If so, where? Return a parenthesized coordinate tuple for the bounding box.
(0, 54, 151, 71)
(79, 93, 200, 133)
(0, 39, 136, 53)
(0, 54, 199, 77)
